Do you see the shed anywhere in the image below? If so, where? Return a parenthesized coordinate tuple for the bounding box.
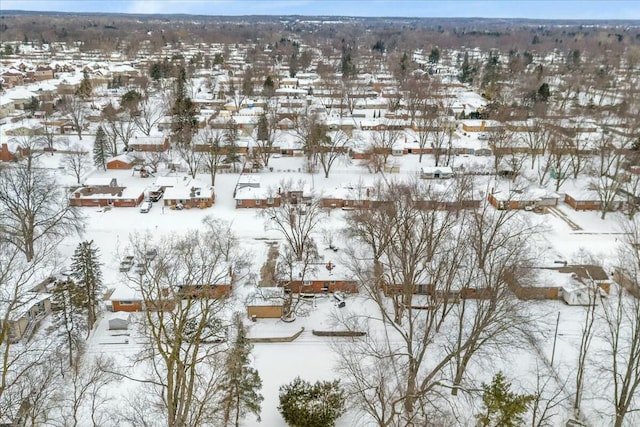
(246, 287, 284, 319)
(562, 279, 597, 306)
(108, 312, 130, 330)
(420, 166, 454, 179)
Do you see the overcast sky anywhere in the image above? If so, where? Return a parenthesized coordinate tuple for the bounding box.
(1, 0, 638, 20)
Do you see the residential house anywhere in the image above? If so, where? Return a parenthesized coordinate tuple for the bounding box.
(235, 185, 281, 208)
(0, 70, 24, 88)
(564, 188, 618, 212)
(278, 260, 358, 294)
(70, 185, 145, 207)
(106, 154, 143, 170)
(129, 136, 170, 152)
(163, 179, 215, 209)
(0, 285, 52, 342)
(488, 185, 559, 210)
(177, 264, 234, 299)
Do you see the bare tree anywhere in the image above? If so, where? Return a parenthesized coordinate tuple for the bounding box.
(261, 182, 324, 261)
(366, 125, 402, 174)
(488, 124, 515, 177)
(0, 240, 58, 424)
(335, 180, 537, 425)
(522, 118, 553, 170)
(317, 130, 350, 178)
(198, 126, 225, 186)
(597, 219, 640, 427)
(62, 96, 88, 141)
(175, 142, 202, 179)
(135, 95, 166, 136)
(528, 365, 571, 427)
(41, 112, 68, 151)
(56, 356, 118, 427)
(103, 105, 137, 152)
(573, 266, 599, 419)
(62, 143, 90, 184)
(0, 154, 84, 262)
(253, 105, 279, 169)
(119, 219, 246, 427)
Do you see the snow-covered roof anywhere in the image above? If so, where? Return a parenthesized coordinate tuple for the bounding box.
(234, 185, 273, 200)
(163, 179, 214, 201)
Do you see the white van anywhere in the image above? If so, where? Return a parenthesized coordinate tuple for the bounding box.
(139, 201, 152, 213)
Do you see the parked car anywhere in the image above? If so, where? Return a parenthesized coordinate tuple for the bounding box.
(119, 255, 134, 272)
(139, 201, 152, 213)
(149, 188, 164, 202)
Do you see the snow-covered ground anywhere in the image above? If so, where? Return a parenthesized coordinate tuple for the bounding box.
(29, 144, 625, 425)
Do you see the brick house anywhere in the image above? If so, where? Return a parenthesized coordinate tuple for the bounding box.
(70, 185, 145, 207)
(129, 136, 170, 152)
(106, 154, 143, 170)
(163, 179, 215, 209)
(278, 261, 358, 294)
(235, 186, 281, 208)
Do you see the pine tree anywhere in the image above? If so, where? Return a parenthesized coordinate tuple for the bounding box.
(70, 240, 103, 335)
(220, 314, 263, 426)
(263, 75, 275, 98)
(51, 278, 88, 366)
(93, 125, 109, 169)
(278, 377, 346, 427)
(459, 51, 476, 84)
(476, 372, 535, 427)
(171, 66, 198, 146)
(76, 70, 93, 100)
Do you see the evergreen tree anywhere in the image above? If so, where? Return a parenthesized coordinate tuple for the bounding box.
(242, 67, 254, 97)
(171, 66, 198, 146)
(257, 114, 269, 142)
(428, 47, 440, 64)
(93, 125, 109, 169)
(537, 83, 551, 102)
(51, 278, 87, 366)
(263, 76, 275, 98)
(70, 240, 103, 334)
(340, 50, 356, 79)
(278, 377, 346, 427)
(220, 314, 263, 426)
(476, 372, 535, 427)
(459, 51, 477, 84)
(76, 70, 93, 100)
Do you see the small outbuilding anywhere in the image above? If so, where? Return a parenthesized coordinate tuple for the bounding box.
(108, 312, 131, 330)
(246, 287, 285, 319)
(562, 278, 598, 306)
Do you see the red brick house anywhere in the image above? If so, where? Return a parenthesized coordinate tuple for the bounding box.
(278, 261, 358, 294)
(70, 186, 145, 207)
(106, 154, 142, 170)
(235, 186, 281, 208)
(129, 136, 170, 152)
(177, 264, 234, 299)
(564, 180, 626, 212)
(0, 142, 25, 162)
(109, 283, 175, 312)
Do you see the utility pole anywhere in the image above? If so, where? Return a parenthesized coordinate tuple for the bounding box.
(550, 311, 561, 366)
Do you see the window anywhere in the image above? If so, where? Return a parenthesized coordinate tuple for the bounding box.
(236, 199, 242, 206)
(255, 199, 261, 206)
(119, 301, 134, 305)
(303, 280, 311, 286)
(267, 197, 274, 204)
